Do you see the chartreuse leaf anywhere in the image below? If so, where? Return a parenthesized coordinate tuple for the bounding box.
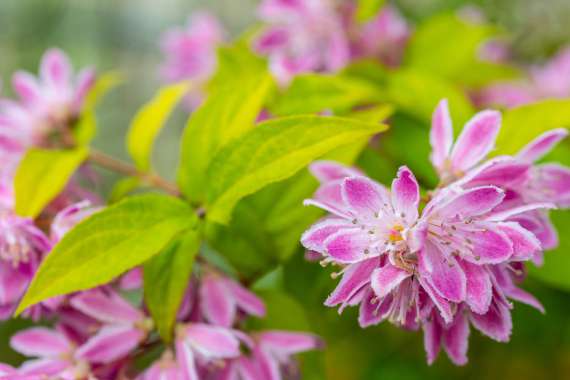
(144, 229, 200, 342)
(205, 115, 387, 224)
(386, 68, 474, 125)
(405, 13, 501, 85)
(270, 73, 381, 116)
(16, 194, 196, 314)
(74, 71, 123, 145)
(127, 82, 189, 171)
(15, 148, 89, 218)
(494, 99, 570, 155)
(178, 73, 274, 202)
(356, 0, 385, 22)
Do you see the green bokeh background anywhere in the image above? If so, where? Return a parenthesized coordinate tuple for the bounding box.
(1, 1, 570, 379)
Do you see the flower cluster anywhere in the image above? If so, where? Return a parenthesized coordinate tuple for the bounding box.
(0, 268, 321, 380)
(301, 99, 569, 365)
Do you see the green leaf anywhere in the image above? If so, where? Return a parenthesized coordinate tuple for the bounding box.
(16, 194, 196, 314)
(270, 73, 381, 116)
(405, 13, 499, 85)
(356, 0, 385, 22)
(386, 68, 475, 125)
(74, 71, 123, 145)
(205, 115, 387, 224)
(109, 177, 141, 203)
(144, 229, 200, 342)
(127, 82, 189, 171)
(177, 73, 274, 202)
(15, 148, 89, 218)
(495, 99, 570, 155)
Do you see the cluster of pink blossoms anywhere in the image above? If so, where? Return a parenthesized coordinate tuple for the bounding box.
(301, 99, 570, 365)
(159, 1, 409, 92)
(0, 50, 321, 379)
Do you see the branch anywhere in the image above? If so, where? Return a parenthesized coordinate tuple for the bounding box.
(88, 149, 180, 196)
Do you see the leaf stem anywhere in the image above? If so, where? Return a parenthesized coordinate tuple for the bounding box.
(88, 149, 180, 196)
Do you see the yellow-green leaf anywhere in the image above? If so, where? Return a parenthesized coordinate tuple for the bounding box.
(15, 148, 88, 218)
(205, 115, 388, 224)
(127, 82, 189, 171)
(16, 194, 196, 314)
(144, 229, 200, 342)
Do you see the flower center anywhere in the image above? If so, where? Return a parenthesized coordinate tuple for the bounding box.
(388, 224, 404, 242)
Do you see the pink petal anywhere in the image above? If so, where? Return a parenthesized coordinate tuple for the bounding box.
(304, 181, 350, 218)
(40, 48, 72, 88)
(486, 202, 556, 222)
(423, 316, 442, 365)
(430, 99, 454, 171)
(175, 340, 199, 380)
(76, 325, 144, 363)
(325, 258, 378, 307)
(517, 128, 568, 163)
(419, 242, 466, 303)
(506, 287, 544, 313)
(341, 176, 388, 218)
(465, 227, 513, 264)
(390, 166, 420, 225)
(418, 277, 453, 323)
(459, 260, 492, 314)
(225, 279, 266, 318)
(462, 159, 529, 188)
(470, 301, 512, 342)
(259, 331, 323, 355)
(324, 229, 371, 263)
(10, 328, 70, 357)
(70, 290, 143, 324)
(73, 67, 96, 110)
(309, 161, 362, 183)
(200, 275, 235, 328)
(358, 288, 388, 328)
(513, 213, 558, 252)
(450, 110, 501, 172)
(301, 219, 354, 252)
(19, 358, 70, 376)
(442, 311, 469, 366)
(498, 222, 541, 261)
(256, 347, 281, 380)
(185, 324, 240, 359)
(12, 72, 41, 105)
(435, 186, 504, 219)
(537, 164, 570, 207)
(370, 264, 411, 299)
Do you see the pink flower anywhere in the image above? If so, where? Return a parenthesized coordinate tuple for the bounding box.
(255, 0, 350, 85)
(50, 201, 99, 243)
(0, 48, 95, 149)
(159, 12, 224, 107)
(175, 323, 241, 380)
(10, 326, 93, 378)
(137, 350, 184, 380)
(200, 271, 266, 327)
(217, 331, 323, 380)
(71, 289, 152, 364)
(350, 5, 410, 67)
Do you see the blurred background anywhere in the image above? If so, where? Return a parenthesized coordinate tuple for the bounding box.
(1, 1, 570, 379)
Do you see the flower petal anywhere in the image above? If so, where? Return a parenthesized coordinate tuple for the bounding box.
(430, 99, 454, 171)
(442, 311, 469, 366)
(76, 325, 144, 363)
(358, 288, 391, 328)
(309, 161, 362, 183)
(423, 316, 442, 365)
(391, 166, 420, 225)
(40, 48, 72, 89)
(70, 290, 143, 324)
(470, 301, 512, 342)
(537, 164, 570, 207)
(185, 324, 240, 359)
(301, 219, 354, 253)
(342, 176, 388, 219)
(434, 186, 504, 219)
(12, 72, 41, 105)
(450, 110, 501, 172)
(505, 287, 544, 313)
(498, 222, 541, 261)
(200, 275, 235, 328)
(175, 340, 199, 380)
(419, 242, 466, 303)
(325, 258, 378, 307)
(225, 278, 266, 318)
(517, 128, 568, 163)
(10, 328, 70, 357)
(258, 331, 323, 355)
(370, 264, 411, 299)
(418, 276, 453, 323)
(459, 260, 492, 314)
(19, 358, 70, 376)
(324, 229, 372, 263)
(464, 227, 513, 264)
